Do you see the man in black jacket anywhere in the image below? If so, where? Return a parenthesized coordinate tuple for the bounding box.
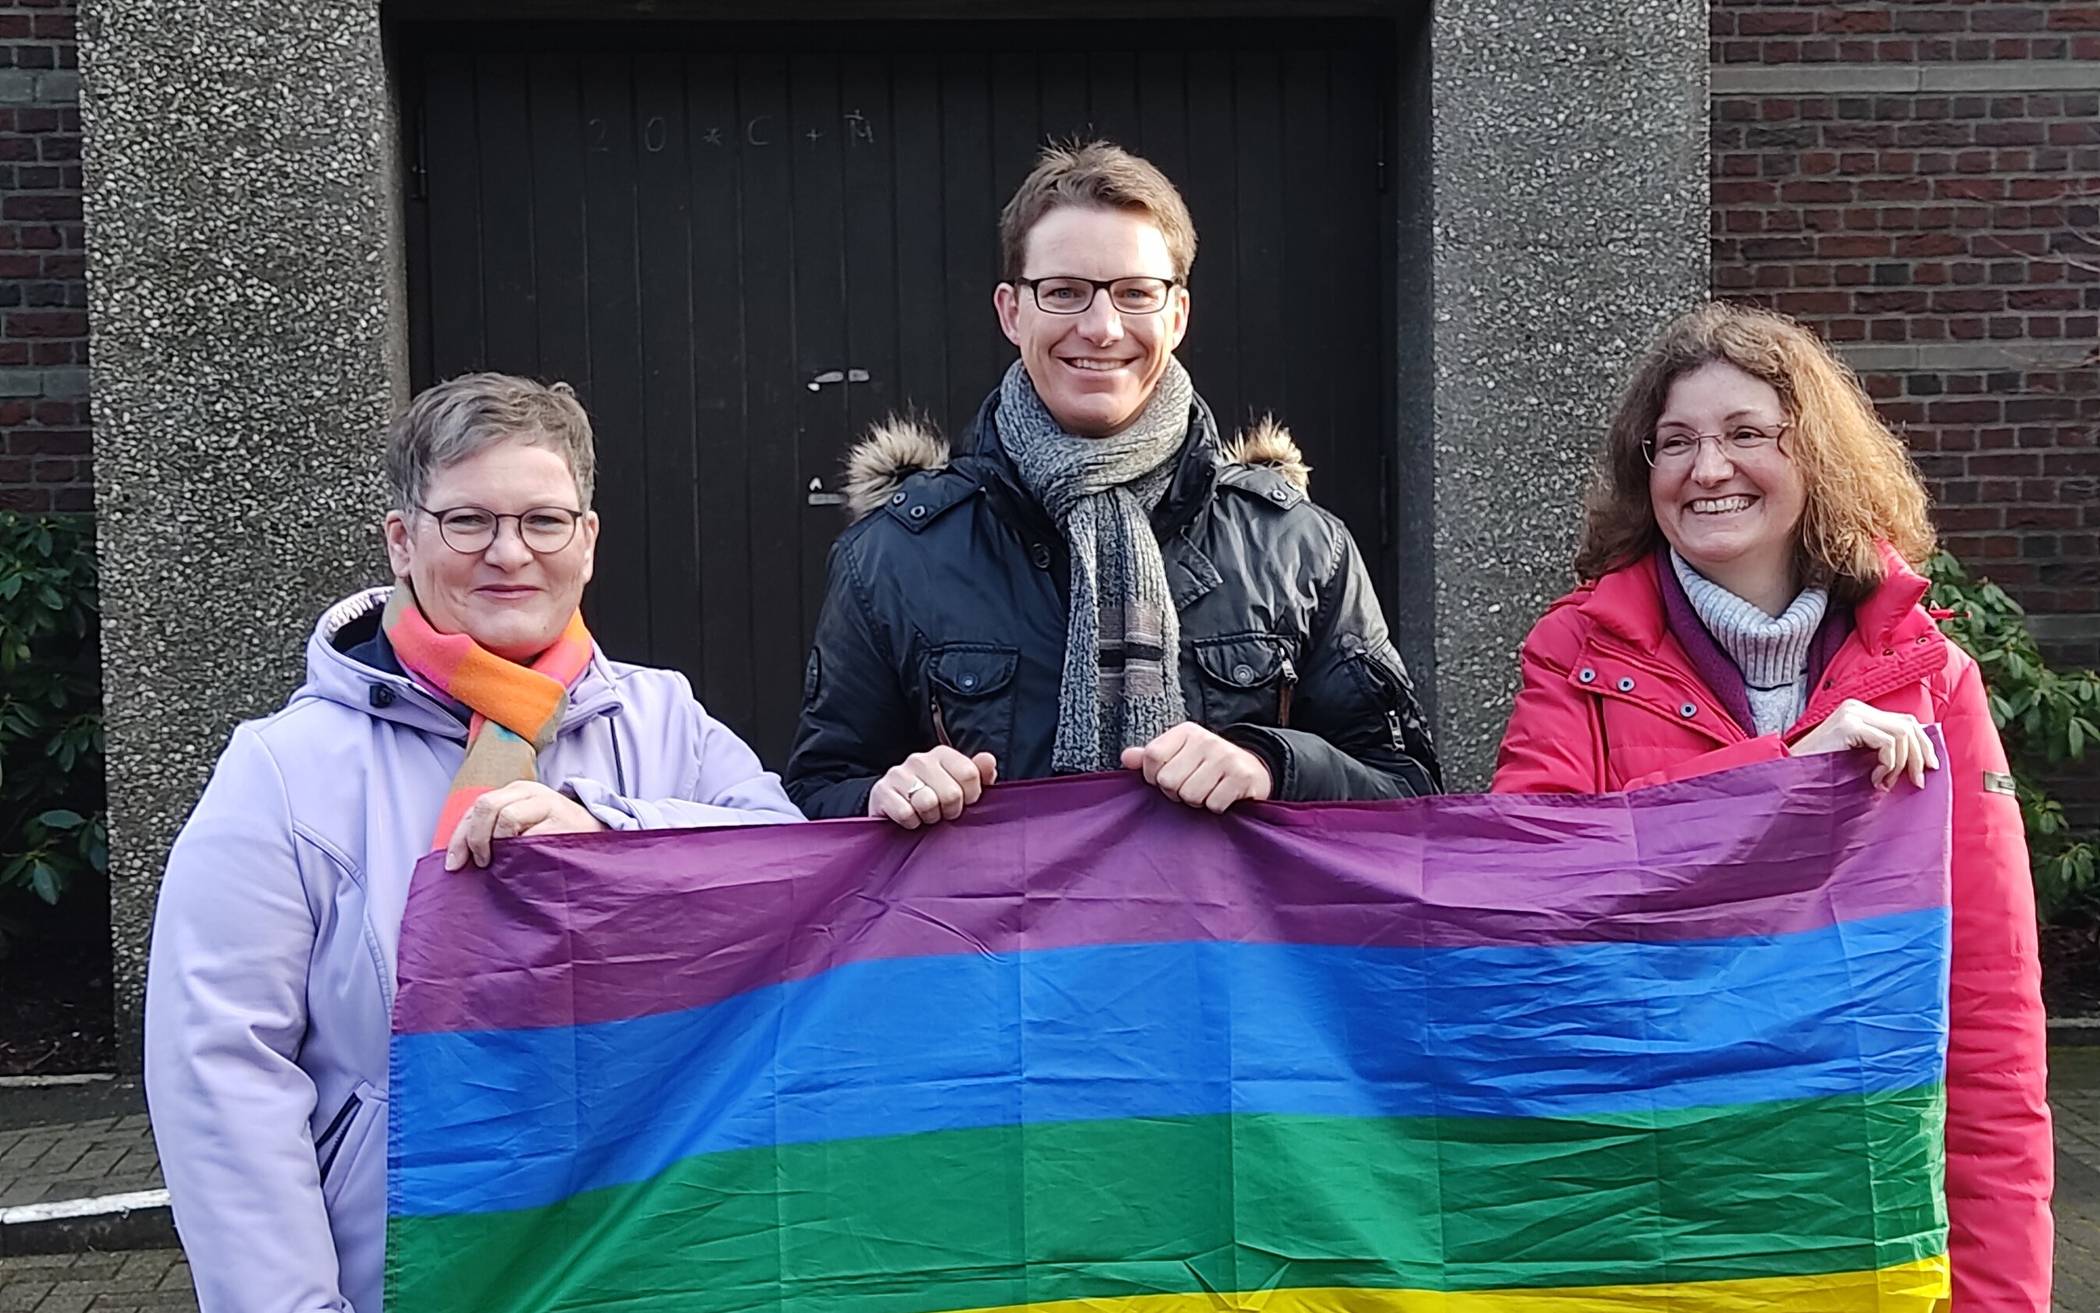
(786, 140, 1439, 826)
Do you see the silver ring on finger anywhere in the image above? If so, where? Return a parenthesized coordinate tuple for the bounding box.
(905, 779, 934, 802)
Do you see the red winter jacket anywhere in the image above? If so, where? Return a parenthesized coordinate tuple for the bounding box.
(1494, 546, 2051, 1310)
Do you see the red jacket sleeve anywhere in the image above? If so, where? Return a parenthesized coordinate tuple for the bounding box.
(1938, 654, 2052, 1309)
(1492, 608, 1605, 793)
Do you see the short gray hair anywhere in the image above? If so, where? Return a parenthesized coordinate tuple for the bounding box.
(384, 373, 597, 513)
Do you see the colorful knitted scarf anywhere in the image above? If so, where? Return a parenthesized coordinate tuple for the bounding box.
(381, 584, 596, 850)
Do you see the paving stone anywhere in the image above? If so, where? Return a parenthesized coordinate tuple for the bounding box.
(0, 1281, 50, 1312)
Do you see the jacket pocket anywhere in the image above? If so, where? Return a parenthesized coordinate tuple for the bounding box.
(1192, 634, 1297, 729)
(316, 1080, 387, 1212)
(927, 644, 1019, 759)
(1345, 641, 1419, 755)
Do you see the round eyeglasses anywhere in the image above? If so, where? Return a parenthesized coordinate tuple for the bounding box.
(1643, 422, 1791, 469)
(419, 504, 584, 555)
(1013, 276, 1180, 316)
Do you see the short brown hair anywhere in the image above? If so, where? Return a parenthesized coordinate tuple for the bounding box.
(385, 373, 597, 513)
(1573, 302, 1936, 600)
(998, 140, 1198, 282)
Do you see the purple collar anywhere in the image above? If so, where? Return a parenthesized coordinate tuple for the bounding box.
(1652, 554, 1853, 736)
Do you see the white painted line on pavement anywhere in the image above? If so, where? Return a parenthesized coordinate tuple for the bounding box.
(0, 1188, 170, 1225)
(0, 1072, 116, 1088)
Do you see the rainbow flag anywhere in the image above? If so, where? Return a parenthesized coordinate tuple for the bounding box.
(387, 748, 1953, 1312)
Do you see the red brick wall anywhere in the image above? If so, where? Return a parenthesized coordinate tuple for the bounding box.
(0, 0, 87, 515)
(1712, 1, 2100, 652)
(1711, 0, 2100, 828)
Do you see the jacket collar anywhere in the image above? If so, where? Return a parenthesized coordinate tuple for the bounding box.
(959, 385, 1225, 542)
(1581, 542, 1933, 648)
(1573, 543, 1946, 738)
(308, 588, 627, 740)
(1851, 541, 1933, 648)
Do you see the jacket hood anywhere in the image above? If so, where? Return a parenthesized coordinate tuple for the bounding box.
(843, 414, 952, 519)
(842, 409, 1313, 521)
(1579, 541, 1936, 651)
(298, 588, 625, 739)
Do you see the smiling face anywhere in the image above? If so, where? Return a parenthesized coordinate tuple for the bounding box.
(1648, 360, 1807, 601)
(993, 205, 1190, 437)
(383, 438, 599, 661)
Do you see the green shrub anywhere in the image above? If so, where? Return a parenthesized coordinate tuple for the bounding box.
(1926, 550, 2100, 923)
(0, 513, 105, 941)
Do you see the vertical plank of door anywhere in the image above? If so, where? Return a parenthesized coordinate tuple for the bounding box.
(1280, 46, 1343, 526)
(1133, 46, 1189, 202)
(938, 52, 996, 435)
(688, 51, 758, 742)
(1333, 39, 1398, 608)
(1231, 48, 1286, 445)
(527, 55, 590, 394)
(889, 52, 949, 436)
(476, 53, 538, 373)
(784, 53, 849, 765)
(422, 50, 484, 382)
(1180, 49, 1239, 430)
(635, 54, 703, 687)
(735, 52, 801, 766)
(1085, 49, 1138, 151)
(1038, 47, 1088, 145)
(578, 54, 651, 660)
(841, 54, 901, 496)
(403, 51, 436, 390)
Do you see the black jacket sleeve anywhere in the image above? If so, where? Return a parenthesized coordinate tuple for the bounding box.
(783, 537, 918, 819)
(1221, 522, 1441, 802)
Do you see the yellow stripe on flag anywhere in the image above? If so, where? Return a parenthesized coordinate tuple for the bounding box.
(947, 1257, 1950, 1313)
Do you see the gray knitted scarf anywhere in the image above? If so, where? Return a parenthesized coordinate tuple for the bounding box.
(1671, 549, 1829, 736)
(997, 357, 1195, 773)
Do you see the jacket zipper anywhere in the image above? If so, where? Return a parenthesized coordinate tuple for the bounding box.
(316, 1091, 362, 1182)
(930, 694, 954, 749)
(1277, 656, 1298, 728)
(1351, 651, 1408, 749)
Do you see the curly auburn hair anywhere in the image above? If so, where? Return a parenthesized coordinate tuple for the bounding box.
(1573, 301, 1936, 600)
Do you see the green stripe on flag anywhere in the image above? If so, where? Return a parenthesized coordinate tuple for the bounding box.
(388, 1087, 1946, 1313)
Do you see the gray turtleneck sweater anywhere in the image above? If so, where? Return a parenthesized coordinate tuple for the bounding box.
(1670, 549, 1829, 736)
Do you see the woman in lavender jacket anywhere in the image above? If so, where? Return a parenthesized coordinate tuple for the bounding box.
(144, 374, 802, 1313)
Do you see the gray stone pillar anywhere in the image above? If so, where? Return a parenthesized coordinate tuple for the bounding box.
(80, 0, 404, 1053)
(1428, 0, 1710, 786)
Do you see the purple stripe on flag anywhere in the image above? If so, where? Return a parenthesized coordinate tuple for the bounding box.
(394, 737, 1951, 1036)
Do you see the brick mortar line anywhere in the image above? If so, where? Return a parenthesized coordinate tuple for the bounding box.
(1714, 62, 2100, 96)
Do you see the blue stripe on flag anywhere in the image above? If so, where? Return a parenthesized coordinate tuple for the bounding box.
(390, 908, 1948, 1218)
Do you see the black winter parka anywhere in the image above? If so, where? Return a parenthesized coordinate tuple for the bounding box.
(784, 389, 1442, 818)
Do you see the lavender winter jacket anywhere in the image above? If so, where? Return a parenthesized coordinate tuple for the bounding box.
(144, 589, 803, 1313)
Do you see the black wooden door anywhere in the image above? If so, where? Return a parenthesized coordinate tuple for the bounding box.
(403, 20, 1396, 768)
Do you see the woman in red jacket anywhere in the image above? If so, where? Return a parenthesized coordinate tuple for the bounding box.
(1494, 302, 2051, 1309)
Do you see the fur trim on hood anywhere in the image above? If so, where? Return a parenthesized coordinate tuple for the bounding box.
(842, 411, 1311, 520)
(844, 414, 950, 519)
(1220, 415, 1311, 491)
